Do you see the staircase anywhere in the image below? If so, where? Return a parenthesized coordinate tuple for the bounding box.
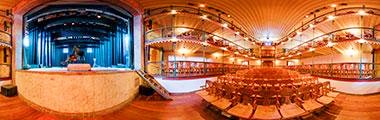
(136, 70, 172, 100)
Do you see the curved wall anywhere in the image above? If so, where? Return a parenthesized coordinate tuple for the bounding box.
(16, 70, 141, 114)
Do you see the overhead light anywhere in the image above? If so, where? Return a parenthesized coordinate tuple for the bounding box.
(296, 31, 302, 35)
(357, 38, 366, 43)
(327, 41, 335, 47)
(227, 15, 231, 18)
(212, 52, 222, 58)
(305, 15, 309, 18)
(280, 57, 285, 59)
(309, 48, 315, 52)
(344, 48, 357, 56)
(201, 41, 208, 46)
(72, 23, 75, 25)
(221, 23, 228, 28)
(309, 24, 315, 28)
(199, 4, 206, 8)
(97, 15, 101, 18)
(330, 4, 337, 8)
(171, 37, 178, 42)
(327, 15, 335, 20)
(177, 48, 190, 55)
(288, 55, 293, 57)
(357, 10, 367, 16)
(170, 10, 177, 15)
(201, 15, 208, 19)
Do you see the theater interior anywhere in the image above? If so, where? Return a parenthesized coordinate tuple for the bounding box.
(1, 0, 380, 120)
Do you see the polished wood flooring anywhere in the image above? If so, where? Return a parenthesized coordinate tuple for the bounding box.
(0, 93, 380, 120)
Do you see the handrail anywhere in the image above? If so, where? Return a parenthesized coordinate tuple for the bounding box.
(145, 26, 250, 50)
(280, 27, 380, 55)
(276, 6, 380, 45)
(144, 5, 262, 45)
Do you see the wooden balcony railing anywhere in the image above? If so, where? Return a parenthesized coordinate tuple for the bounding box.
(287, 63, 376, 79)
(147, 61, 252, 78)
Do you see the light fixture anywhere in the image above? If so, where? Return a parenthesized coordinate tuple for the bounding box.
(170, 10, 177, 15)
(201, 15, 207, 19)
(327, 15, 335, 21)
(23, 35, 30, 47)
(344, 48, 357, 57)
(234, 51, 239, 54)
(97, 15, 101, 18)
(296, 31, 302, 35)
(235, 31, 240, 35)
(357, 9, 367, 16)
(305, 15, 309, 18)
(177, 48, 190, 55)
(221, 47, 227, 51)
(63, 48, 69, 53)
(212, 52, 222, 58)
(244, 37, 249, 40)
(327, 41, 335, 47)
(280, 57, 285, 59)
(357, 38, 366, 43)
(72, 23, 75, 25)
(201, 41, 208, 46)
(297, 52, 301, 55)
(330, 4, 337, 8)
(227, 15, 231, 18)
(309, 48, 315, 52)
(309, 24, 315, 28)
(288, 55, 293, 57)
(221, 23, 228, 28)
(199, 4, 206, 8)
(171, 37, 178, 42)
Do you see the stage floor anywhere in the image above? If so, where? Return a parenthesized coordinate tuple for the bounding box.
(154, 76, 217, 93)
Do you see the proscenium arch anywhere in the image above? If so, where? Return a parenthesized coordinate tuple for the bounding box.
(11, 0, 144, 83)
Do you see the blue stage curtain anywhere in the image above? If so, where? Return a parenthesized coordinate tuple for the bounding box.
(24, 23, 133, 68)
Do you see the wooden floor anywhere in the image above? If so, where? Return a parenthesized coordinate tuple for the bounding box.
(0, 93, 380, 120)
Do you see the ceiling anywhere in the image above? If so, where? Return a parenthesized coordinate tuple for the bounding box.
(139, 0, 380, 43)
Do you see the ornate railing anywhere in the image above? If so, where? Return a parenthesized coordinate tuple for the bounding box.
(287, 63, 375, 79)
(277, 27, 380, 57)
(146, 61, 251, 77)
(276, 6, 380, 45)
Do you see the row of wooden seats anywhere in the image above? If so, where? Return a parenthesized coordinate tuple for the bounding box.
(197, 79, 339, 119)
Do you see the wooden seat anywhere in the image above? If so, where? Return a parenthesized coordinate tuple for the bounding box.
(302, 99, 323, 111)
(317, 96, 334, 105)
(253, 105, 282, 120)
(327, 92, 339, 98)
(279, 104, 305, 119)
(227, 103, 254, 119)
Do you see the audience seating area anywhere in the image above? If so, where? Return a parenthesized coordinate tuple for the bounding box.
(162, 61, 249, 77)
(196, 68, 339, 119)
(288, 63, 375, 79)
